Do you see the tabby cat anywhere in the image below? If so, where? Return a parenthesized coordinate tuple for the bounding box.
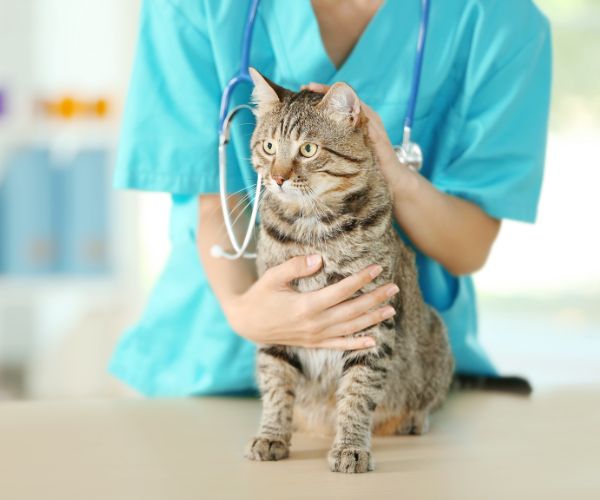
(244, 68, 454, 473)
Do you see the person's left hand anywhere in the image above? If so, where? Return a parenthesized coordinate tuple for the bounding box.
(301, 82, 413, 193)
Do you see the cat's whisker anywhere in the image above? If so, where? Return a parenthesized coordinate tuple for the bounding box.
(216, 187, 264, 251)
(228, 194, 255, 230)
(225, 184, 256, 201)
(218, 186, 257, 216)
(202, 184, 252, 217)
(224, 191, 253, 219)
(215, 191, 255, 242)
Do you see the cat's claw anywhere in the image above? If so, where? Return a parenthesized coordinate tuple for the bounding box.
(245, 436, 289, 461)
(328, 446, 373, 473)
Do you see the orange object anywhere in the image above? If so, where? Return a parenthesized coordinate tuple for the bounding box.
(39, 96, 111, 119)
(93, 98, 109, 117)
(58, 97, 77, 118)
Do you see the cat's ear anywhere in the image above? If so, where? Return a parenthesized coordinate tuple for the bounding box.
(249, 67, 288, 115)
(317, 82, 361, 127)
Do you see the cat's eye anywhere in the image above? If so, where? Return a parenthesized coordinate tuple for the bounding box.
(300, 142, 318, 158)
(263, 140, 276, 155)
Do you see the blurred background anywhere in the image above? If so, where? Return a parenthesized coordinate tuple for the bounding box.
(0, 0, 598, 400)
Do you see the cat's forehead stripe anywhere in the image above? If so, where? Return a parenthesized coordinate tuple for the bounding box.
(282, 114, 298, 138)
(277, 115, 286, 139)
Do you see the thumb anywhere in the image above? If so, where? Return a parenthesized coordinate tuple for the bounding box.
(265, 255, 323, 287)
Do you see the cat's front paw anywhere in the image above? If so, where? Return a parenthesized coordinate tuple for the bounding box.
(245, 436, 289, 462)
(328, 446, 373, 473)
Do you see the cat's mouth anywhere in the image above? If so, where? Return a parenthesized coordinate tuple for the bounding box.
(266, 180, 306, 199)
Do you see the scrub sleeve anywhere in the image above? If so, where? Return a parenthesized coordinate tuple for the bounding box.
(432, 2, 551, 222)
(110, 0, 257, 395)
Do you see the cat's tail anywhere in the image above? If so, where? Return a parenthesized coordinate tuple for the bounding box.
(451, 374, 533, 395)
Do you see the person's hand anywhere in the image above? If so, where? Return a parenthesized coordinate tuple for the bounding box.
(302, 82, 416, 196)
(223, 255, 398, 350)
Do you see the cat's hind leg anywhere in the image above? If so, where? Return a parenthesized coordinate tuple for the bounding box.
(373, 409, 430, 436)
(407, 410, 430, 435)
(245, 347, 301, 462)
(392, 410, 430, 435)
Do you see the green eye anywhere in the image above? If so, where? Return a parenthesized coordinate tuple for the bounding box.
(300, 142, 318, 158)
(263, 140, 276, 155)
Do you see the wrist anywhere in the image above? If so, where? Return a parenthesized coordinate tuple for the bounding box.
(221, 292, 247, 331)
(381, 155, 421, 203)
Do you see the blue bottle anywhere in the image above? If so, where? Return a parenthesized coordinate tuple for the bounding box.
(58, 148, 110, 275)
(0, 147, 59, 275)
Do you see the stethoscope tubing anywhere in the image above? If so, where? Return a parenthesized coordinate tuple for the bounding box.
(215, 104, 262, 260)
(218, 0, 260, 131)
(404, 0, 430, 131)
(215, 0, 430, 259)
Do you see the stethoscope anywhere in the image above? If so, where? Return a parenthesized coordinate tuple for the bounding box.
(212, 0, 430, 260)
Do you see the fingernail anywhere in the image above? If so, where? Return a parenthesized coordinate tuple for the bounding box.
(369, 265, 383, 278)
(387, 284, 399, 297)
(382, 306, 395, 318)
(307, 254, 322, 267)
(364, 338, 376, 347)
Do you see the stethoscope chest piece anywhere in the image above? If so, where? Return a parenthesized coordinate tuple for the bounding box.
(394, 142, 423, 172)
(394, 126, 423, 172)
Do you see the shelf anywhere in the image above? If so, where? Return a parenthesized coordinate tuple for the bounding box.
(0, 275, 119, 298)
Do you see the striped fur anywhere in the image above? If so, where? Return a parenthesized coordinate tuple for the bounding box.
(244, 75, 454, 473)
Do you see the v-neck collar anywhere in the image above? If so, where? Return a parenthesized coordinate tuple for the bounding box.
(261, 0, 391, 88)
(308, 0, 390, 78)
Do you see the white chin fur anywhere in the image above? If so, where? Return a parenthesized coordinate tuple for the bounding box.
(272, 185, 303, 199)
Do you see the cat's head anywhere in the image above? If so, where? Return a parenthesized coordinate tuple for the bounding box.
(249, 68, 372, 210)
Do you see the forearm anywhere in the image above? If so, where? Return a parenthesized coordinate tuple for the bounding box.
(197, 195, 394, 351)
(196, 194, 257, 315)
(384, 163, 501, 276)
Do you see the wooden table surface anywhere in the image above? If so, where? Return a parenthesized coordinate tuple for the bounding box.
(1, 388, 599, 500)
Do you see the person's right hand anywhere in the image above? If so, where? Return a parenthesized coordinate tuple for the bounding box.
(223, 255, 398, 351)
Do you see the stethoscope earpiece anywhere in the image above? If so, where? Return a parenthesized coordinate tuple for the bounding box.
(210, 245, 224, 259)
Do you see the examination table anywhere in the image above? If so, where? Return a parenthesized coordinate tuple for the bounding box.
(1, 388, 598, 500)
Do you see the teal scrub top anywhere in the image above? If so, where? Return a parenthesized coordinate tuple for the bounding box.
(109, 0, 552, 396)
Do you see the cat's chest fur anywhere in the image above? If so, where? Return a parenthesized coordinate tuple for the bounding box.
(296, 348, 343, 387)
(264, 255, 353, 385)
(257, 219, 391, 386)
(257, 215, 383, 286)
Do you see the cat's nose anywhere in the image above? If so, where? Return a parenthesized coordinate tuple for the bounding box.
(272, 175, 287, 186)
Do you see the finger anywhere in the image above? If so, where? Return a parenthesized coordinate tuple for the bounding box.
(360, 105, 397, 163)
(263, 254, 323, 288)
(360, 102, 380, 123)
(360, 104, 388, 143)
(311, 335, 376, 351)
(316, 283, 399, 330)
(359, 102, 384, 129)
(318, 305, 396, 340)
(308, 264, 383, 309)
(302, 82, 330, 94)
(368, 119, 389, 141)
(360, 101, 375, 116)
(363, 108, 386, 137)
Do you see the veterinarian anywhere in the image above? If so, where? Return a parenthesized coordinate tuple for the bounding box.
(109, 0, 551, 396)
